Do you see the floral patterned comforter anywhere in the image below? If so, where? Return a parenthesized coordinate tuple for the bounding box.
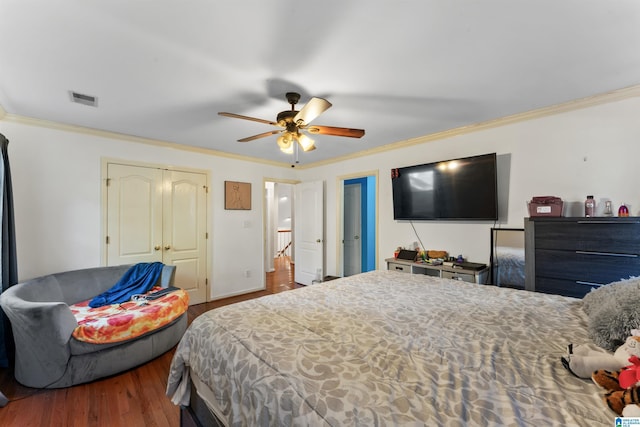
(167, 270, 613, 426)
(71, 287, 189, 344)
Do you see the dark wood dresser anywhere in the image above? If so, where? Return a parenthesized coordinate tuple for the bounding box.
(524, 217, 640, 298)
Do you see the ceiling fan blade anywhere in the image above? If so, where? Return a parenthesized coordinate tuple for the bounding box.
(238, 130, 282, 142)
(293, 97, 332, 125)
(218, 112, 278, 126)
(306, 125, 365, 138)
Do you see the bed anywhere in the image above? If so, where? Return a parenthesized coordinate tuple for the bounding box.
(167, 270, 614, 426)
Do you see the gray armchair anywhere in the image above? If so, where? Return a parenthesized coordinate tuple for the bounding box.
(0, 264, 187, 388)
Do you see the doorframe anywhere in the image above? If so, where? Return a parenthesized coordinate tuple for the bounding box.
(262, 177, 300, 282)
(100, 157, 212, 299)
(336, 170, 379, 277)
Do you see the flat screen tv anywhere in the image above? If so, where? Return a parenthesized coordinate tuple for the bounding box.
(391, 153, 498, 220)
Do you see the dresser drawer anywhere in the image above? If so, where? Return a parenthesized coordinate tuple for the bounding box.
(534, 221, 640, 254)
(535, 249, 640, 285)
(535, 277, 600, 298)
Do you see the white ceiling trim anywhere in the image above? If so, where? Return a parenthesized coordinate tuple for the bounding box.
(0, 111, 290, 168)
(1, 84, 638, 170)
(296, 84, 640, 169)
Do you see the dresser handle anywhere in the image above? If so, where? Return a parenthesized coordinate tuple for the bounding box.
(575, 280, 603, 287)
(577, 221, 640, 224)
(575, 250, 638, 258)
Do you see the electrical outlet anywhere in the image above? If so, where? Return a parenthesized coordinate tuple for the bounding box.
(244, 269, 251, 278)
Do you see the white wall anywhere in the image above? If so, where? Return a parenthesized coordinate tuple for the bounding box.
(298, 95, 640, 275)
(276, 184, 292, 230)
(0, 120, 294, 299)
(1, 93, 638, 300)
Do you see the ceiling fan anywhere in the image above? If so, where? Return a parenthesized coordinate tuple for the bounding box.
(218, 92, 365, 154)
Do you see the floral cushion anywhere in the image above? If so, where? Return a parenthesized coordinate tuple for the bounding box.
(70, 286, 189, 344)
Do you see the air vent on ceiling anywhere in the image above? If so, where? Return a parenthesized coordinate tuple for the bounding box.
(69, 91, 98, 107)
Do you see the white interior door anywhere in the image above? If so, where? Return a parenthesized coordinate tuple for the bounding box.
(294, 180, 324, 285)
(343, 183, 362, 276)
(106, 163, 208, 304)
(107, 164, 163, 265)
(163, 170, 208, 304)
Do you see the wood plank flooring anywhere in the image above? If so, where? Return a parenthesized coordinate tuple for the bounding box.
(0, 257, 300, 427)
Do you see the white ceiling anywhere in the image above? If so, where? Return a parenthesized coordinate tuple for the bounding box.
(1, 1, 639, 166)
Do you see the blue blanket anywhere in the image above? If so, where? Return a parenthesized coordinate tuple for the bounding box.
(89, 262, 165, 308)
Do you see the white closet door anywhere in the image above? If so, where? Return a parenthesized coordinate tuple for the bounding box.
(163, 170, 208, 304)
(107, 164, 163, 265)
(106, 163, 208, 304)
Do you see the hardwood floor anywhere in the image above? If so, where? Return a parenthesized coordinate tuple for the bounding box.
(0, 257, 300, 427)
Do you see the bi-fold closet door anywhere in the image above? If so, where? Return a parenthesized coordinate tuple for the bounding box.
(105, 163, 208, 304)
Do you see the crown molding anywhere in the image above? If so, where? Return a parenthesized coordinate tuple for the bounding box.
(0, 112, 291, 168)
(295, 83, 640, 169)
(1, 84, 638, 170)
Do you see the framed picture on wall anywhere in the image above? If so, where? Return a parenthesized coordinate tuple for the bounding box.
(225, 181, 251, 210)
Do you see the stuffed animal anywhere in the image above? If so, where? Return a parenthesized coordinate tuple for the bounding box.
(562, 331, 640, 416)
(592, 357, 640, 416)
(561, 330, 640, 379)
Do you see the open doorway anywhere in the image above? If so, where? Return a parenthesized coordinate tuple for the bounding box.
(264, 179, 297, 283)
(338, 171, 378, 277)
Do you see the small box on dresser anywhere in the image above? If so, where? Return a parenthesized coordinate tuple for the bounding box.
(524, 217, 640, 298)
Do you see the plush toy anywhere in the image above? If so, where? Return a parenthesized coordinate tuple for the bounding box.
(591, 357, 640, 416)
(561, 330, 640, 379)
(561, 331, 640, 416)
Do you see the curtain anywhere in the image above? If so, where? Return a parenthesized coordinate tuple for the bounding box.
(0, 133, 18, 368)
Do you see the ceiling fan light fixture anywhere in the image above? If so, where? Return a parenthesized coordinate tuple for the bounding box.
(296, 133, 315, 152)
(281, 142, 294, 154)
(277, 134, 294, 153)
(277, 133, 292, 149)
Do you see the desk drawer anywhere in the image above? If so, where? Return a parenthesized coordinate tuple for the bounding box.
(442, 270, 475, 283)
(388, 262, 410, 273)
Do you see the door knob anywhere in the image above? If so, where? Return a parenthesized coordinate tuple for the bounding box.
(354, 236, 360, 240)
(316, 239, 321, 243)
(164, 245, 171, 250)
(154, 245, 161, 251)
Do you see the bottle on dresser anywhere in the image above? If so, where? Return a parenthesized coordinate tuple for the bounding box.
(618, 203, 630, 217)
(584, 195, 595, 217)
